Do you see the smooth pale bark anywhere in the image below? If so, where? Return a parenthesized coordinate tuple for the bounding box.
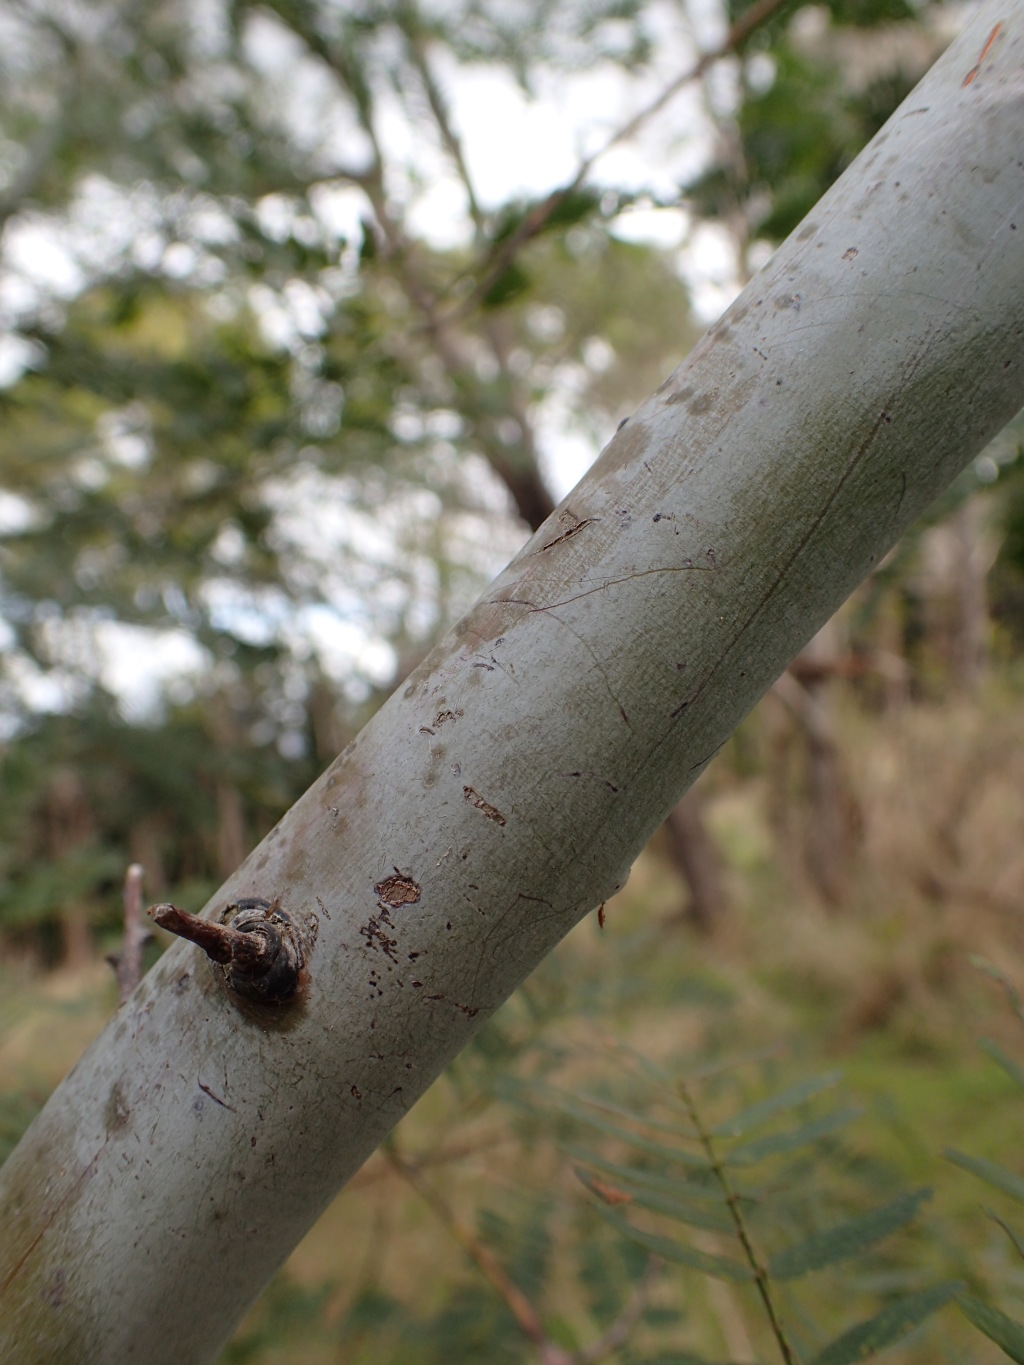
(2, 6, 1023, 1359)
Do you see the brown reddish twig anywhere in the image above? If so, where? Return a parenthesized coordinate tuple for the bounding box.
(384, 1143, 661, 1364)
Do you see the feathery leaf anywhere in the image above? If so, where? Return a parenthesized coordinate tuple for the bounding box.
(958, 1294, 1024, 1363)
(593, 1205, 755, 1282)
(810, 1282, 961, 1365)
(768, 1189, 931, 1280)
(946, 1150, 1024, 1206)
(713, 1073, 841, 1138)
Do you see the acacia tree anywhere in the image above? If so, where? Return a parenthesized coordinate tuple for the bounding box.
(1, 6, 1023, 1361)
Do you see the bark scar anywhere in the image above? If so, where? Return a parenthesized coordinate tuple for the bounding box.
(463, 786, 506, 825)
(374, 869, 422, 908)
(962, 22, 1002, 87)
(540, 516, 597, 552)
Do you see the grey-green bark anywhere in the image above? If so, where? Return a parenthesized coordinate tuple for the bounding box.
(2, 5, 1022, 1359)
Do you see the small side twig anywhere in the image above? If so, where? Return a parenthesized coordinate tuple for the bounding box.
(402, 12, 486, 240)
(148, 902, 270, 970)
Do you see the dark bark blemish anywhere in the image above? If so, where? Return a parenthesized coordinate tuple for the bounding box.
(425, 993, 479, 1018)
(197, 1081, 235, 1112)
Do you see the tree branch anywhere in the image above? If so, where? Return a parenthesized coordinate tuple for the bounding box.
(441, 0, 793, 325)
(399, 3, 487, 239)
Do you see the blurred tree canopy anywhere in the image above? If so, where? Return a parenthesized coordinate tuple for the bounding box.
(0, 0, 1003, 958)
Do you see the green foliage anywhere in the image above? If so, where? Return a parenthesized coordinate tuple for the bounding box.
(0, 688, 329, 943)
(945, 1151, 1024, 1208)
(768, 1189, 933, 1280)
(957, 1297, 1024, 1365)
(694, 3, 943, 247)
(809, 1283, 962, 1365)
(545, 1052, 953, 1363)
(0, 1090, 43, 1167)
(941, 1018, 1024, 1362)
(601, 1205, 758, 1282)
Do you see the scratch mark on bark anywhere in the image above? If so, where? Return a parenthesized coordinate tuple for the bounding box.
(509, 807, 557, 864)
(542, 607, 634, 729)
(657, 407, 897, 746)
(488, 562, 715, 617)
(561, 770, 620, 793)
(469, 890, 561, 1003)
(689, 740, 728, 771)
(0, 1147, 103, 1295)
(539, 517, 597, 552)
(198, 1081, 236, 1112)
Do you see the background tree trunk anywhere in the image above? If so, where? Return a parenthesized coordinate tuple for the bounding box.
(1, 9, 1022, 1360)
(664, 785, 729, 931)
(773, 621, 862, 905)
